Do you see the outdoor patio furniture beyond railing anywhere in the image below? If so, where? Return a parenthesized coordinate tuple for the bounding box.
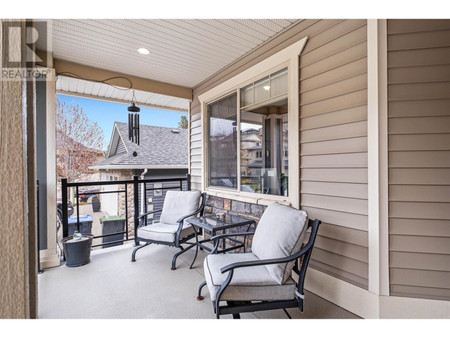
(60, 174, 191, 249)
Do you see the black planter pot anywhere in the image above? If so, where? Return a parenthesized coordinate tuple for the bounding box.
(61, 235, 93, 267)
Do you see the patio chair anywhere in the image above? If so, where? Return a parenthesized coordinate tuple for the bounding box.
(131, 190, 206, 270)
(197, 202, 321, 319)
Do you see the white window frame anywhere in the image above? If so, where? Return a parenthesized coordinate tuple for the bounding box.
(199, 37, 308, 208)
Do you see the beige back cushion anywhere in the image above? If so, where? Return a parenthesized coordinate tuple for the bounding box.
(160, 191, 201, 225)
(251, 203, 308, 284)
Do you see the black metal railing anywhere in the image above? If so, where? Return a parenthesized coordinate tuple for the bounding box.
(61, 174, 191, 249)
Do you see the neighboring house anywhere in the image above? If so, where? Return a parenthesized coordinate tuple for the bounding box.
(90, 122, 188, 221)
(240, 128, 262, 174)
(240, 125, 288, 195)
(240, 129, 262, 192)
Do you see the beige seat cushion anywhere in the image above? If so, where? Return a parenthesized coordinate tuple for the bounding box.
(251, 203, 308, 284)
(137, 222, 194, 243)
(204, 253, 296, 302)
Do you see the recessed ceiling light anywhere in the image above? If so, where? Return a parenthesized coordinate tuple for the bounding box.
(263, 85, 270, 91)
(137, 48, 150, 55)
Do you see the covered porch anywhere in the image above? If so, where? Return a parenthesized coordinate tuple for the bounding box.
(1, 14, 449, 321)
(38, 243, 359, 319)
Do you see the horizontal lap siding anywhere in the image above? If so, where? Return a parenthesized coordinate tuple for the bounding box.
(299, 20, 369, 289)
(190, 105, 202, 191)
(190, 20, 369, 290)
(387, 19, 450, 301)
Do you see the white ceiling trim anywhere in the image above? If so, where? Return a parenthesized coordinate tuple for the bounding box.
(56, 75, 189, 112)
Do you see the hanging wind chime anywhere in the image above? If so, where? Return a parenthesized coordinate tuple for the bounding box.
(128, 91, 140, 145)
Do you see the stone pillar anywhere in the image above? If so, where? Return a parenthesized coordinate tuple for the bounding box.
(113, 170, 135, 239)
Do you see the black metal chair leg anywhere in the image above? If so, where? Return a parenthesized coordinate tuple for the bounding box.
(189, 228, 199, 269)
(232, 313, 241, 319)
(171, 242, 197, 270)
(189, 244, 199, 269)
(283, 308, 292, 319)
(131, 242, 151, 262)
(197, 281, 207, 301)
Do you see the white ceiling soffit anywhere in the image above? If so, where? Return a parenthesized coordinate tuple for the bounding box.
(38, 19, 298, 88)
(56, 75, 190, 112)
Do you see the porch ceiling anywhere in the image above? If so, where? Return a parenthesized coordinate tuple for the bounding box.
(37, 19, 299, 88)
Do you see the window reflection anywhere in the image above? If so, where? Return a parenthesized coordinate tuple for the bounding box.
(207, 67, 289, 197)
(240, 98, 288, 196)
(208, 93, 237, 189)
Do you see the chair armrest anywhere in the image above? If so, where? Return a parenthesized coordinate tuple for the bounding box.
(175, 206, 207, 234)
(220, 219, 321, 274)
(176, 192, 207, 225)
(176, 206, 205, 224)
(172, 193, 207, 247)
(220, 244, 311, 274)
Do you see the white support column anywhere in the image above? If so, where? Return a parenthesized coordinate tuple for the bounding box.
(236, 90, 241, 193)
(40, 68, 60, 269)
(288, 48, 300, 209)
(367, 19, 390, 297)
(377, 19, 390, 297)
(200, 101, 206, 192)
(187, 104, 191, 175)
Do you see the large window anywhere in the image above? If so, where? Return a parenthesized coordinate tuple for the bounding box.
(208, 93, 238, 189)
(207, 68, 289, 197)
(201, 37, 306, 207)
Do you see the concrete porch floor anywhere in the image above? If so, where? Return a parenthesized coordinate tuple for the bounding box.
(38, 243, 360, 319)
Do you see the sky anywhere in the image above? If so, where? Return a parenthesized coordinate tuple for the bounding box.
(57, 94, 188, 150)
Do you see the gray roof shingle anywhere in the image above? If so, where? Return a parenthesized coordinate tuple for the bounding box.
(93, 122, 188, 169)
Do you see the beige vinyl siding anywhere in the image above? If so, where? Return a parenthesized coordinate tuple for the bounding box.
(387, 19, 450, 301)
(190, 19, 369, 290)
(299, 20, 369, 290)
(189, 106, 202, 191)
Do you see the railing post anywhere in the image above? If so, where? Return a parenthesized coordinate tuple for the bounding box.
(186, 173, 191, 191)
(61, 178, 69, 238)
(37, 180, 43, 273)
(133, 175, 140, 246)
(75, 185, 80, 232)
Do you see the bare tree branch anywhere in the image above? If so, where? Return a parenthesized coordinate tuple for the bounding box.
(56, 98, 104, 181)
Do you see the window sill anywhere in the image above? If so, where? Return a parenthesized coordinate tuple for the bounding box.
(205, 187, 291, 206)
